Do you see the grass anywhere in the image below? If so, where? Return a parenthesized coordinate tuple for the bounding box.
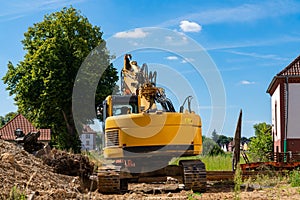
(187, 191, 202, 200)
(84, 150, 300, 199)
(234, 166, 242, 200)
(170, 153, 234, 171)
(289, 170, 300, 187)
(201, 154, 233, 171)
(170, 154, 300, 199)
(9, 186, 26, 200)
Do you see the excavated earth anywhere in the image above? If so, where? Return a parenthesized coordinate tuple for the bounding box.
(1, 139, 300, 199)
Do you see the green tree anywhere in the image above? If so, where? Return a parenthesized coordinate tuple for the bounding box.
(212, 129, 219, 143)
(202, 137, 216, 155)
(202, 136, 225, 156)
(2, 7, 118, 152)
(248, 122, 272, 161)
(241, 136, 250, 145)
(217, 134, 231, 147)
(0, 116, 4, 127)
(0, 112, 18, 127)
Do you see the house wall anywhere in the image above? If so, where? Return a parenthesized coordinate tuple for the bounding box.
(271, 85, 281, 152)
(80, 133, 96, 150)
(287, 83, 300, 139)
(272, 82, 300, 153)
(287, 139, 300, 152)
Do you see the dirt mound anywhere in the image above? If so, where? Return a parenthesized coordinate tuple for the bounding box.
(41, 148, 94, 177)
(2, 139, 300, 200)
(41, 148, 95, 191)
(0, 139, 93, 199)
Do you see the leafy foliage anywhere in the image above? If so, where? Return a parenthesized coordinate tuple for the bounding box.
(241, 136, 250, 145)
(2, 7, 118, 152)
(208, 144, 225, 156)
(211, 129, 233, 147)
(202, 136, 225, 156)
(202, 136, 216, 155)
(211, 129, 219, 143)
(0, 112, 18, 127)
(248, 122, 272, 162)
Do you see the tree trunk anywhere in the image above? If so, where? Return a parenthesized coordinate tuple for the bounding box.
(62, 109, 79, 151)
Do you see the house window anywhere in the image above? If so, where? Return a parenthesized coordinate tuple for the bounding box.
(86, 140, 90, 146)
(86, 134, 90, 139)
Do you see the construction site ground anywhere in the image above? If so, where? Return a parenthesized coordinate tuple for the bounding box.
(1, 139, 300, 200)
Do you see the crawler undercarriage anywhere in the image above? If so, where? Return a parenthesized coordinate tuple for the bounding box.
(97, 159, 206, 193)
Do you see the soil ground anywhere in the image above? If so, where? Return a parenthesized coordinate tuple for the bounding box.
(92, 181, 300, 200)
(1, 139, 300, 200)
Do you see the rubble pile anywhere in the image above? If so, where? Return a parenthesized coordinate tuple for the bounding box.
(42, 149, 94, 177)
(41, 148, 95, 190)
(0, 139, 91, 199)
(4, 139, 300, 200)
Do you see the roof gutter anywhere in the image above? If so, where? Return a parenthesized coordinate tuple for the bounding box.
(284, 76, 289, 158)
(266, 75, 300, 94)
(266, 76, 278, 94)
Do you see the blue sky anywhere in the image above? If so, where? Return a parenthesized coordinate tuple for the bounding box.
(1, 0, 300, 138)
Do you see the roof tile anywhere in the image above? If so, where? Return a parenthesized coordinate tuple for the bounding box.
(0, 114, 51, 141)
(82, 125, 96, 134)
(277, 55, 300, 76)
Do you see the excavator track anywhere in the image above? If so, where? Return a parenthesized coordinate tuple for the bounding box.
(180, 160, 207, 192)
(97, 166, 128, 194)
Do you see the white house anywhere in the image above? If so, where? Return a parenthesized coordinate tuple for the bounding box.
(80, 125, 97, 151)
(267, 54, 300, 154)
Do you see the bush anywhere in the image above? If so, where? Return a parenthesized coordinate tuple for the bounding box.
(208, 144, 225, 156)
(202, 137, 225, 156)
(290, 170, 300, 187)
(248, 123, 272, 162)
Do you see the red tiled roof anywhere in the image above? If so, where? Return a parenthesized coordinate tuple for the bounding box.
(0, 114, 51, 141)
(277, 55, 300, 76)
(267, 54, 300, 95)
(82, 125, 96, 134)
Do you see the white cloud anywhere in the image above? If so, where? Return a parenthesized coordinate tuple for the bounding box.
(114, 28, 148, 38)
(164, 34, 188, 46)
(204, 36, 300, 57)
(181, 60, 187, 64)
(128, 41, 139, 46)
(244, 120, 263, 124)
(240, 80, 255, 85)
(225, 50, 288, 61)
(165, 36, 173, 42)
(158, 1, 300, 27)
(181, 57, 195, 63)
(179, 20, 202, 32)
(166, 56, 178, 60)
(0, 0, 85, 21)
(185, 58, 195, 62)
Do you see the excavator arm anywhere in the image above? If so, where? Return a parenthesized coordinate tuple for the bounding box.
(121, 54, 174, 112)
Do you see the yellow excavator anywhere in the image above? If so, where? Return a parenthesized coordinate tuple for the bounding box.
(97, 54, 206, 193)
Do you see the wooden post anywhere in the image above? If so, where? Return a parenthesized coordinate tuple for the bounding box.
(232, 109, 242, 171)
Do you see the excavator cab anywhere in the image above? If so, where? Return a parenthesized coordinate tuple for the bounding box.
(101, 95, 139, 120)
